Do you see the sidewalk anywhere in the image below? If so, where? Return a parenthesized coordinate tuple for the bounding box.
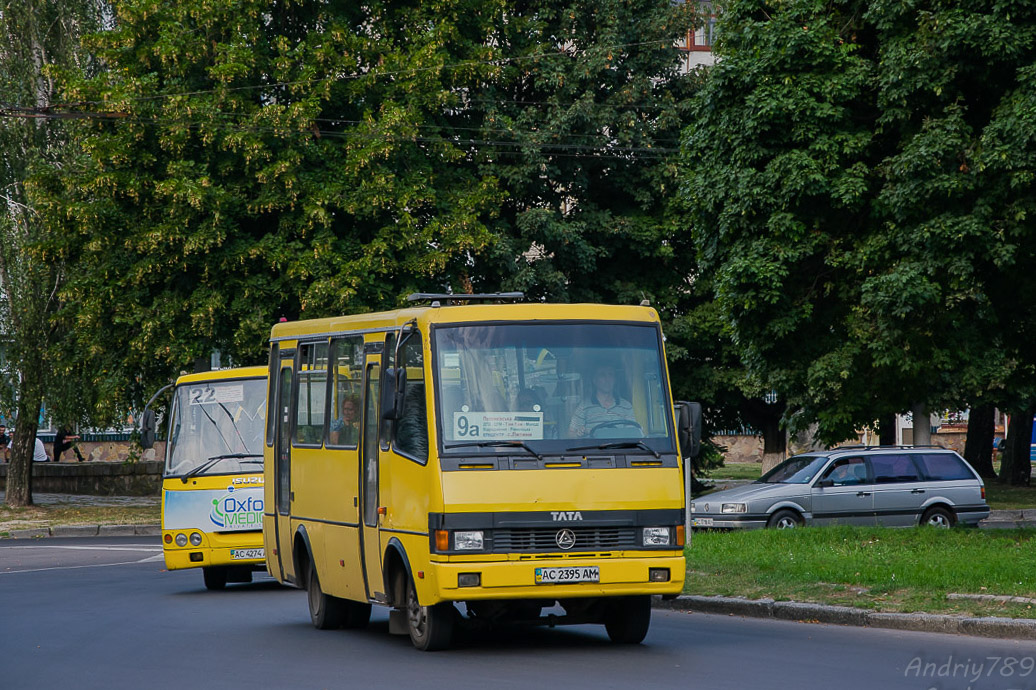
(0, 491, 160, 539)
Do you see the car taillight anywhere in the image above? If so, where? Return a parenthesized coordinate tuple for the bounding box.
(981, 486, 986, 500)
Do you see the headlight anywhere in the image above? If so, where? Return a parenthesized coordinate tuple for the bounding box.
(454, 531, 484, 550)
(642, 527, 671, 546)
(174, 533, 188, 547)
(722, 503, 747, 514)
(690, 503, 696, 513)
(189, 532, 203, 546)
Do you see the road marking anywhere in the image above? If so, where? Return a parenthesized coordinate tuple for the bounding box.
(0, 545, 161, 552)
(0, 553, 166, 575)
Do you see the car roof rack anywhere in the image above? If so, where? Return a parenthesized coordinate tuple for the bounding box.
(832, 444, 947, 451)
(406, 292, 525, 306)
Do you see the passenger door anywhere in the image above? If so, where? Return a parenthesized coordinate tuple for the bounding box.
(360, 357, 384, 601)
(870, 453, 926, 526)
(811, 457, 875, 526)
(273, 362, 295, 582)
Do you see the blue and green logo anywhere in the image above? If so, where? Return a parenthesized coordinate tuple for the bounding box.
(209, 486, 263, 530)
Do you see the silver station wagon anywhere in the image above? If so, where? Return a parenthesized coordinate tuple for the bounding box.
(690, 447, 990, 529)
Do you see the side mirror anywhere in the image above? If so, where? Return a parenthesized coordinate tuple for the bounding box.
(816, 479, 834, 488)
(381, 368, 407, 421)
(141, 408, 157, 450)
(674, 401, 702, 459)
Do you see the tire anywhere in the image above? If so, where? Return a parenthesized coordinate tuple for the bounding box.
(202, 566, 227, 591)
(921, 506, 955, 528)
(768, 509, 802, 530)
(604, 596, 651, 644)
(406, 576, 454, 651)
(307, 560, 345, 630)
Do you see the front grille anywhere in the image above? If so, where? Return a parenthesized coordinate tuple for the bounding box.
(493, 527, 639, 553)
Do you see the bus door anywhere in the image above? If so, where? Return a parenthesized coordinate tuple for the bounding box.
(273, 361, 294, 582)
(360, 356, 384, 600)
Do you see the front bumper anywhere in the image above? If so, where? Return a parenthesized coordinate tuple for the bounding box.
(430, 553, 685, 603)
(162, 530, 265, 570)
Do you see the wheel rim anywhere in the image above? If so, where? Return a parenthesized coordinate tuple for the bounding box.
(927, 513, 950, 528)
(407, 585, 427, 639)
(776, 516, 797, 529)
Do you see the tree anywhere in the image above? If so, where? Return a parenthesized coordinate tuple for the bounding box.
(681, 0, 1036, 470)
(40, 0, 704, 414)
(0, 0, 101, 506)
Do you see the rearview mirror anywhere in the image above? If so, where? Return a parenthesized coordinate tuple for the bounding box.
(816, 479, 834, 488)
(141, 408, 157, 450)
(381, 368, 407, 421)
(674, 401, 702, 460)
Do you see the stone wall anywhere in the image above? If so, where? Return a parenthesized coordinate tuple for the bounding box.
(0, 441, 165, 496)
(715, 430, 969, 464)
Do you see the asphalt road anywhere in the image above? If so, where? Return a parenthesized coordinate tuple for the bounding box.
(3, 537, 1036, 690)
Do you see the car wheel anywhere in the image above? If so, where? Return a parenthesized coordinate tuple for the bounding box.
(202, 566, 227, 590)
(406, 576, 454, 651)
(604, 595, 651, 644)
(307, 560, 345, 630)
(921, 506, 955, 528)
(768, 509, 802, 530)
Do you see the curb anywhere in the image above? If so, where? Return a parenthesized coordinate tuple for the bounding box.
(4, 524, 160, 539)
(654, 595, 1036, 640)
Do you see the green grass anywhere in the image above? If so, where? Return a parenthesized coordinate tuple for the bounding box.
(686, 526, 1036, 618)
(985, 483, 1036, 510)
(0, 503, 160, 536)
(706, 462, 763, 481)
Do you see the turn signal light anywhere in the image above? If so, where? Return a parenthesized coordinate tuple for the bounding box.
(435, 530, 449, 551)
(163, 534, 172, 544)
(676, 525, 685, 547)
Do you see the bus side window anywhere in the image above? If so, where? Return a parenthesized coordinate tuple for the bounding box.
(327, 336, 363, 448)
(394, 331, 428, 463)
(293, 341, 328, 446)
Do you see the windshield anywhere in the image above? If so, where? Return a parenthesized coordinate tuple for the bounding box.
(165, 377, 266, 477)
(434, 322, 674, 455)
(758, 456, 829, 484)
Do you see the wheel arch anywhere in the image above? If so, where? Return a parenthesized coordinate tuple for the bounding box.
(919, 501, 957, 526)
(383, 537, 415, 607)
(293, 524, 314, 589)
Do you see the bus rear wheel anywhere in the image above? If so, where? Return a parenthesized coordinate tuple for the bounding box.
(307, 560, 345, 630)
(203, 566, 227, 591)
(406, 577, 454, 651)
(604, 595, 651, 644)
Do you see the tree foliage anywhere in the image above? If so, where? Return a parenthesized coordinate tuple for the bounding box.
(682, 0, 1036, 480)
(40, 0, 702, 418)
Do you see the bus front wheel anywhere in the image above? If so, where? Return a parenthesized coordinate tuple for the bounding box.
(406, 577, 454, 651)
(203, 566, 227, 591)
(604, 595, 651, 644)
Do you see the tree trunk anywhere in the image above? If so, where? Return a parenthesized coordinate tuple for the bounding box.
(760, 417, 786, 474)
(963, 403, 997, 479)
(911, 402, 932, 446)
(4, 388, 43, 507)
(1000, 408, 1034, 486)
(877, 413, 897, 446)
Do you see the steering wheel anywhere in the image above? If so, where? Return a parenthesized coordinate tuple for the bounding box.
(589, 420, 644, 439)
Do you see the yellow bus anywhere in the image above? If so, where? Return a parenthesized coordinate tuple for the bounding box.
(263, 295, 699, 649)
(144, 366, 268, 590)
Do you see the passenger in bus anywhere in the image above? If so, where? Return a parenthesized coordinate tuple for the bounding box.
(329, 395, 360, 446)
(567, 363, 639, 438)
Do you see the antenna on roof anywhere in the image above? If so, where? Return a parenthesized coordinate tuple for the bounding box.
(406, 292, 525, 305)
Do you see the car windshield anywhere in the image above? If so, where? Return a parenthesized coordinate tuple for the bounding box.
(165, 377, 266, 477)
(434, 322, 674, 456)
(757, 455, 828, 484)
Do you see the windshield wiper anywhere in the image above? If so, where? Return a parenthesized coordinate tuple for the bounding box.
(181, 453, 263, 483)
(444, 440, 543, 461)
(566, 441, 661, 459)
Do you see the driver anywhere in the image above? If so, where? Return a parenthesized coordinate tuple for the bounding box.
(567, 364, 637, 438)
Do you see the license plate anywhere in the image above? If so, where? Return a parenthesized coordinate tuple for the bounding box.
(230, 548, 264, 560)
(692, 517, 713, 527)
(535, 566, 599, 584)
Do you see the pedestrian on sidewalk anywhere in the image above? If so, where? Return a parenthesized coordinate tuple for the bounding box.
(33, 435, 49, 462)
(0, 425, 8, 462)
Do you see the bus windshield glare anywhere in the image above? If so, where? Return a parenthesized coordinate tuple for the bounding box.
(434, 322, 674, 454)
(165, 377, 267, 477)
